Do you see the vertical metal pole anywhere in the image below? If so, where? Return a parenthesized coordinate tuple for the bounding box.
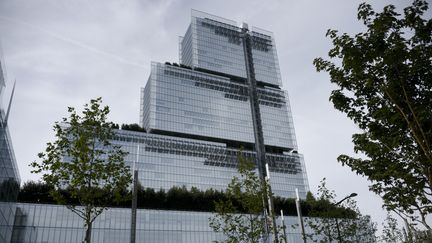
(333, 193, 357, 243)
(265, 163, 278, 241)
(130, 170, 138, 243)
(280, 210, 288, 243)
(130, 145, 139, 243)
(241, 24, 278, 243)
(295, 188, 306, 243)
(265, 164, 272, 216)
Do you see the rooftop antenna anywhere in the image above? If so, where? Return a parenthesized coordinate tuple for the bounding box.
(4, 79, 16, 126)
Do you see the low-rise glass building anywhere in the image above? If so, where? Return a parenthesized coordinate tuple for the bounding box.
(11, 203, 312, 243)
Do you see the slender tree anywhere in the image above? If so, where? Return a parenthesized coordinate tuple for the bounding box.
(31, 98, 132, 243)
(380, 213, 404, 243)
(306, 178, 377, 243)
(209, 154, 278, 243)
(313, 0, 432, 228)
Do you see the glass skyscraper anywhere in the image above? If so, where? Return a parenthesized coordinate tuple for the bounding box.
(135, 10, 309, 198)
(3, 10, 313, 242)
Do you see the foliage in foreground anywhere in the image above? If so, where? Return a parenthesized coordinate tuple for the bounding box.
(30, 98, 132, 243)
(314, 0, 432, 229)
(305, 178, 377, 243)
(18, 180, 355, 219)
(0, 178, 19, 202)
(380, 212, 432, 243)
(381, 213, 404, 243)
(209, 155, 271, 243)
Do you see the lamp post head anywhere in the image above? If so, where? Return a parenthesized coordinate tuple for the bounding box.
(335, 192, 358, 206)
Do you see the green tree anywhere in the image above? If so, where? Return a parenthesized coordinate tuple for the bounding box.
(313, 0, 432, 228)
(306, 178, 377, 243)
(0, 177, 19, 202)
(31, 98, 132, 243)
(17, 181, 54, 204)
(209, 155, 276, 243)
(380, 213, 403, 243)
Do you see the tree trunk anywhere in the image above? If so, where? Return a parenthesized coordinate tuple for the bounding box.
(84, 220, 92, 243)
(328, 224, 333, 243)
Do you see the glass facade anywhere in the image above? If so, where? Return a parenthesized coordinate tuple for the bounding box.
(179, 10, 282, 87)
(0, 57, 20, 243)
(112, 130, 309, 198)
(0, 125, 19, 243)
(139, 10, 309, 199)
(141, 63, 297, 150)
(142, 63, 254, 145)
(12, 203, 317, 243)
(258, 87, 297, 150)
(250, 28, 282, 86)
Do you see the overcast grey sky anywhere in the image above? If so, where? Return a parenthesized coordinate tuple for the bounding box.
(1, 0, 426, 233)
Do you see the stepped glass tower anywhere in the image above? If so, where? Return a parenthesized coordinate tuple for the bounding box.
(6, 10, 312, 243)
(133, 10, 309, 198)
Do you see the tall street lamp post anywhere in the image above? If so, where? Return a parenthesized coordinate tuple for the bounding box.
(334, 193, 358, 243)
